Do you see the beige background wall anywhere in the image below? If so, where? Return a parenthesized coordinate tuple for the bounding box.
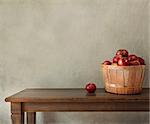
(0, 0, 149, 124)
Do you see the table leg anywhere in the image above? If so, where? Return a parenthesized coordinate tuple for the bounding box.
(27, 112, 36, 124)
(11, 103, 24, 124)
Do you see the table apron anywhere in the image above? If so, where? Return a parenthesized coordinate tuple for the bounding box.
(22, 102, 149, 112)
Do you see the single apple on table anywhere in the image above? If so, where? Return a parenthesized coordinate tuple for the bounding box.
(85, 83, 96, 93)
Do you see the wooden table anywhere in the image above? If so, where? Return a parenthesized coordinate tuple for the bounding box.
(5, 88, 149, 124)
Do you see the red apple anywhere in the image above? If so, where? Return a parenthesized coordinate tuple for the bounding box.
(85, 83, 96, 93)
(128, 54, 137, 61)
(112, 56, 120, 63)
(116, 49, 128, 57)
(138, 57, 145, 65)
(129, 59, 140, 65)
(103, 60, 112, 65)
(118, 58, 129, 66)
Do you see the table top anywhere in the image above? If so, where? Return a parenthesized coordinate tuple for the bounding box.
(5, 88, 149, 103)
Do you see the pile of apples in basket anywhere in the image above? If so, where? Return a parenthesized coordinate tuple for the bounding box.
(101, 49, 146, 95)
(103, 49, 145, 66)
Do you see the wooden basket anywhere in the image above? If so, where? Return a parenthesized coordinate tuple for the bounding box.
(101, 64, 145, 94)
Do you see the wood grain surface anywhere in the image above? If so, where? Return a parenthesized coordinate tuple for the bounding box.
(5, 88, 149, 103)
(5, 88, 149, 124)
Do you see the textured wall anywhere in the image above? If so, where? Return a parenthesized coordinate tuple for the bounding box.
(0, 0, 149, 124)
